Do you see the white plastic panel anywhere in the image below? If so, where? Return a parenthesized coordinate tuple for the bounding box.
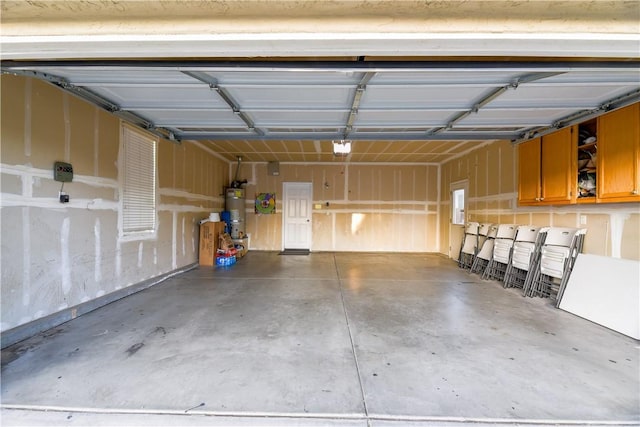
(89, 86, 226, 108)
(460, 237, 477, 256)
(476, 239, 495, 261)
(465, 222, 480, 234)
(458, 108, 577, 127)
(136, 110, 247, 127)
(544, 227, 579, 247)
(225, 86, 354, 109)
(560, 254, 640, 340)
(249, 110, 349, 127)
(540, 245, 572, 279)
(206, 70, 363, 85)
(370, 71, 521, 85)
(496, 224, 517, 239)
(361, 86, 487, 109)
(478, 223, 492, 236)
(511, 241, 536, 271)
(487, 85, 637, 108)
(493, 239, 514, 264)
(536, 71, 640, 85)
(356, 109, 453, 127)
(487, 225, 499, 239)
(29, 67, 198, 84)
(514, 226, 540, 243)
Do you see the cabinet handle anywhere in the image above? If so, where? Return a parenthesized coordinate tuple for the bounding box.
(540, 197, 545, 201)
(633, 190, 638, 195)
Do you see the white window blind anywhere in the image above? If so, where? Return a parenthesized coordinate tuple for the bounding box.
(121, 126, 157, 235)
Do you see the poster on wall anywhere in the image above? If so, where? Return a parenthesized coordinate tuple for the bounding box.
(255, 193, 276, 214)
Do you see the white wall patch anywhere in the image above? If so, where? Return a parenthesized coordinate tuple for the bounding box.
(60, 217, 71, 294)
(94, 218, 102, 283)
(22, 206, 30, 307)
(138, 241, 144, 268)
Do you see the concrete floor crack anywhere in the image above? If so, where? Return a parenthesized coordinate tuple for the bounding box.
(333, 253, 371, 427)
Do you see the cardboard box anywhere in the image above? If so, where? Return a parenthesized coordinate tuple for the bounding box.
(199, 221, 226, 266)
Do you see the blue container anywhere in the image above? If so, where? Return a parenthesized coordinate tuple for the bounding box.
(220, 211, 231, 234)
(215, 255, 236, 267)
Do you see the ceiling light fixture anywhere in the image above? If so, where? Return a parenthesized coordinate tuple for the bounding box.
(332, 140, 352, 156)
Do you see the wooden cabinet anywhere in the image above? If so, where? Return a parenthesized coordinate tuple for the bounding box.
(517, 127, 576, 206)
(540, 127, 576, 204)
(597, 103, 640, 203)
(517, 102, 640, 206)
(517, 137, 541, 205)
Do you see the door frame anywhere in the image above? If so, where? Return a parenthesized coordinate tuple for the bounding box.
(282, 182, 313, 251)
(449, 179, 468, 260)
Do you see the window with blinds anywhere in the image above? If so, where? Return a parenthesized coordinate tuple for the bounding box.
(120, 125, 157, 236)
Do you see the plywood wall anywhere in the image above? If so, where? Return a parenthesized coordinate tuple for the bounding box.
(439, 140, 640, 261)
(237, 162, 439, 252)
(0, 75, 229, 335)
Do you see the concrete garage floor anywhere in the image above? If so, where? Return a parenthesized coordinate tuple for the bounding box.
(1, 252, 638, 426)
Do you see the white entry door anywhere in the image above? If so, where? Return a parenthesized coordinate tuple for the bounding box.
(283, 182, 313, 250)
(449, 180, 468, 260)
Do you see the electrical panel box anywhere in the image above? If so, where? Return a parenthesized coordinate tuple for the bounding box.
(267, 161, 280, 176)
(54, 161, 74, 182)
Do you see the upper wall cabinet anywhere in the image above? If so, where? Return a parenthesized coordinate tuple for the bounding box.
(518, 102, 640, 206)
(518, 137, 542, 205)
(540, 127, 577, 204)
(518, 127, 576, 206)
(597, 103, 640, 203)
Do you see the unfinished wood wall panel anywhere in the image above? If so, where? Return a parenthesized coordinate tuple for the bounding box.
(30, 82, 66, 169)
(246, 210, 283, 251)
(487, 143, 501, 196)
(580, 214, 609, 257)
(244, 162, 438, 252)
(621, 214, 640, 260)
(1, 75, 228, 338)
(68, 95, 96, 176)
(427, 166, 438, 201)
(97, 111, 119, 180)
(0, 173, 21, 195)
(440, 139, 640, 261)
(158, 139, 174, 188)
(1, 76, 27, 164)
(499, 141, 516, 194)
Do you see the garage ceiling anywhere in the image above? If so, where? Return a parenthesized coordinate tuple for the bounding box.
(3, 60, 639, 163)
(2, 0, 639, 163)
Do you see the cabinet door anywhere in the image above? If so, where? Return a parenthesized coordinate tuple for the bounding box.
(540, 127, 576, 204)
(518, 137, 541, 205)
(597, 103, 640, 202)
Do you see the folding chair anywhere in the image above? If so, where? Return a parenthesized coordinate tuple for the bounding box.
(524, 227, 586, 305)
(503, 226, 545, 289)
(555, 228, 587, 306)
(470, 224, 498, 275)
(458, 222, 480, 270)
(477, 223, 492, 251)
(482, 224, 517, 281)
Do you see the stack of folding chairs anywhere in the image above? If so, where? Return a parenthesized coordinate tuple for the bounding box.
(523, 227, 587, 306)
(503, 226, 546, 290)
(483, 224, 517, 281)
(458, 222, 480, 270)
(470, 224, 498, 274)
